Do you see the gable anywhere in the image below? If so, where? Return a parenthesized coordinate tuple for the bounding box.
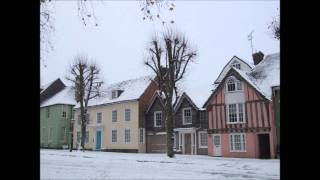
(214, 56, 253, 84)
(174, 95, 198, 114)
(40, 78, 66, 104)
(203, 68, 269, 108)
(145, 91, 164, 114)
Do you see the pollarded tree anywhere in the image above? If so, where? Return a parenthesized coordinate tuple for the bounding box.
(144, 29, 197, 157)
(66, 54, 103, 151)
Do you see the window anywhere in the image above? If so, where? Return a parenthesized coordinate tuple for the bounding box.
(154, 111, 162, 127)
(226, 77, 242, 92)
(125, 109, 131, 121)
(199, 131, 208, 148)
(61, 127, 66, 141)
(111, 130, 117, 143)
(227, 103, 245, 123)
(228, 104, 237, 123)
(85, 131, 89, 143)
(236, 81, 242, 90)
(112, 110, 117, 122)
(183, 108, 192, 124)
(124, 129, 131, 143)
(41, 127, 46, 142)
(232, 63, 241, 69)
(62, 105, 66, 118)
(229, 134, 246, 152)
(227, 79, 236, 92)
(238, 104, 244, 122)
(112, 90, 117, 99)
(139, 128, 144, 144)
(77, 131, 81, 144)
(48, 127, 53, 141)
(97, 112, 102, 124)
(46, 108, 50, 118)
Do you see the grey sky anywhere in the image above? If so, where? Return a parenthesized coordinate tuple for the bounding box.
(40, 0, 279, 91)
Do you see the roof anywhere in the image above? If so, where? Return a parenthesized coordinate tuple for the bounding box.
(40, 87, 77, 107)
(203, 52, 280, 107)
(173, 92, 199, 112)
(145, 90, 164, 114)
(214, 56, 254, 84)
(74, 75, 154, 108)
(176, 83, 216, 111)
(40, 79, 58, 94)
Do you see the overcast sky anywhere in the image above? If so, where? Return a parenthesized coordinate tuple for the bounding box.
(40, 0, 279, 91)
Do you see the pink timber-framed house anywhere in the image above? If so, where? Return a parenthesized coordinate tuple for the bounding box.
(203, 52, 279, 159)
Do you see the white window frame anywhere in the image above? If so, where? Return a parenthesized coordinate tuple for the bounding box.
(124, 128, 131, 144)
(182, 108, 192, 125)
(139, 128, 145, 144)
(229, 133, 246, 152)
(96, 112, 102, 124)
(111, 129, 117, 143)
(225, 76, 243, 93)
(112, 110, 117, 122)
(226, 103, 246, 124)
(198, 131, 208, 148)
(125, 109, 131, 122)
(154, 111, 162, 127)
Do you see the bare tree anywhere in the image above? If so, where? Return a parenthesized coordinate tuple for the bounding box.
(144, 29, 197, 157)
(40, 0, 175, 55)
(66, 54, 103, 151)
(139, 0, 176, 25)
(268, 10, 280, 40)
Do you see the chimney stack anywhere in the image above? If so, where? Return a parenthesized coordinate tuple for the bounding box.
(252, 51, 264, 65)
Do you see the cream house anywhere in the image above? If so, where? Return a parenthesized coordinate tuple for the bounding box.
(73, 76, 157, 153)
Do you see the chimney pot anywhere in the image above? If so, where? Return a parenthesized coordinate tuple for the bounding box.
(252, 51, 264, 65)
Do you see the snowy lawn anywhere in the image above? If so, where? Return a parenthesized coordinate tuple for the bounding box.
(41, 149, 279, 180)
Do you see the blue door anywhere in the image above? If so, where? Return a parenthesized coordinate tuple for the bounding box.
(96, 131, 101, 150)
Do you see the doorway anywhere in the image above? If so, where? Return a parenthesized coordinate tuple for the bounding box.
(258, 134, 271, 159)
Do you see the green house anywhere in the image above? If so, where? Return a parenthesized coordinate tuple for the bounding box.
(40, 79, 76, 149)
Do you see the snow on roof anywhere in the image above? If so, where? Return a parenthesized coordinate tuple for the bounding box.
(40, 87, 76, 107)
(233, 52, 280, 100)
(214, 56, 253, 84)
(74, 75, 154, 108)
(179, 83, 216, 110)
(40, 79, 56, 94)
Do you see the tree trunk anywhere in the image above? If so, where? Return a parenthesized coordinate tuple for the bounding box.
(80, 100, 86, 151)
(166, 103, 175, 158)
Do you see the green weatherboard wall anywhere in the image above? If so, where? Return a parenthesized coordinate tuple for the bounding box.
(40, 104, 74, 149)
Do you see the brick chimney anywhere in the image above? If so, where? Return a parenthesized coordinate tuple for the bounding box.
(252, 51, 264, 65)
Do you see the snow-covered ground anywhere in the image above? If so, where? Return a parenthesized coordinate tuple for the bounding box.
(41, 149, 279, 180)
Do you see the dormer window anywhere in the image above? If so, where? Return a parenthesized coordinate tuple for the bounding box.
(112, 90, 117, 99)
(231, 62, 241, 69)
(111, 90, 123, 99)
(226, 77, 242, 92)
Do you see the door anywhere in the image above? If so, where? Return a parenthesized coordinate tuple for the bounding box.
(96, 131, 101, 150)
(213, 135, 221, 156)
(184, 134, 191, 154)
(258, 134, 271, 159)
